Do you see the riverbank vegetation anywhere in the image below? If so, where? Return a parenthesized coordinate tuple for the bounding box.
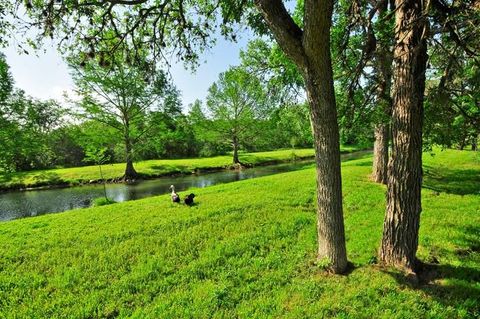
(0, 147, 358, 191)
(0, 149, 478, 318)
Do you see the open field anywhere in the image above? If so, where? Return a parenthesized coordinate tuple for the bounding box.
(0, 148, 478, 318)
(0, 147, 359, 191)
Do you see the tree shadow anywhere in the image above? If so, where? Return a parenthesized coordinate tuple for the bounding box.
(343, 157, 479, 195)
(388, 264, 480, 316)
(452, 225, 480, 257)
(384, 224, 480, 316)
(344, 159, 373, 167)
(0, 171, 63, 190)
(340, 150, 372, 163)
(239, 154, 282, 166)
(423, 165, 480, 195)
(0, 172, 15, 185)
(32, 172, 63, 184)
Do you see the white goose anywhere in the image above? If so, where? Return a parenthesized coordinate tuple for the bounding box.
(169, 185, 180, 203)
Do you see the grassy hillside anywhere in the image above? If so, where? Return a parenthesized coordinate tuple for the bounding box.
(0, 149, 478, 318)
(0, 147, 360, 191)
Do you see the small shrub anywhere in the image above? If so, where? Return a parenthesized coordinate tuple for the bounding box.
(92, 197, 116, 207)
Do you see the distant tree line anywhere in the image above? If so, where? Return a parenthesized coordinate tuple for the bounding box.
(0, 53, 314, 174)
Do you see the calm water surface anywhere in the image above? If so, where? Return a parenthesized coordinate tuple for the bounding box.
(0, 151, 369, 222)
(0, 161, 315, 222)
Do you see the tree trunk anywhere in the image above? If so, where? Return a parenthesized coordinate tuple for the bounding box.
(372, 124, 389, 184)
(125, 156, 137, 180)
(304, 1, 347, 273)
(255, 0, 348, 273)
(472, 135, 478, 151)
(232, 135, 240, 164)
(372, 0, 393, 185)
(305, 74, 348, 273)
(124, 127, 138, 180)
(379, 0, 428, 272)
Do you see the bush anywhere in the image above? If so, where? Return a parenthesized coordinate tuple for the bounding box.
(92, 197, 116, 207)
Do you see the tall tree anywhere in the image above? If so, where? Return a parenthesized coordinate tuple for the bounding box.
(370, 0, 394, 184)
(379, 0, 428, 271)
(379, 0, 480, 272)
(1, 90, 65, 171)
(0, 53, 15, 171)
(206, 67, 267, 164)
(425, 26, 480, 151)
(254, 0, 348, 272)
(331, 0, 395, 183)
(71, 56, 177, 180)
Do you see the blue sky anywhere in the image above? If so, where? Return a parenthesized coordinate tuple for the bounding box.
(3, 32, 253, 110)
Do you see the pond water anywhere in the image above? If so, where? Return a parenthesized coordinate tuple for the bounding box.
(0, 161, 313, 222)
(0, 151, 369, 222)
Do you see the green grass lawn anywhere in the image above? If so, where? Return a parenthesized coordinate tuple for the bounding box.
(0, 148, 478, 318)
(0, 147, 359, 191)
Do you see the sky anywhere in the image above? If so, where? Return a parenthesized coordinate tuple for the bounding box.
(3, 31, 253, 111)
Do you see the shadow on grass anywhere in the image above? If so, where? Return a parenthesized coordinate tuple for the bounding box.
(344, 155, 479, 195)
(392, 264, 480, 316)
(0, 170, 63, 190)
(423, 165, 480, 195)
(340, 150, 372, 163)
(32, 172, 63, 184)
(239, 154, 280, 165)
(385, 224, 480, 316)
(452, 225, 480, 258)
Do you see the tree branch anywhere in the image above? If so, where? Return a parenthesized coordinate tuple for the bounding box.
(254, 0, 307, 70)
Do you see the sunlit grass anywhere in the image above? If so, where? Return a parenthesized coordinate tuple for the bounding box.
(0, 148, 478, 318)
(0, 147, 361, 191)
(0, 148, 325, 190)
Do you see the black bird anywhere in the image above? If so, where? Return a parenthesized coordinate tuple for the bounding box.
(184, 193, 195, 206)
(169, 185, 180, 203)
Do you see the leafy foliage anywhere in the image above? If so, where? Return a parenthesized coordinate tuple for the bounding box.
(205, 66, 268, 163)
(71, 53, 180, 177)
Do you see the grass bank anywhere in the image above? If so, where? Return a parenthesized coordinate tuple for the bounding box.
(0, 148, 478, 318)
(0, 146, 359, 191)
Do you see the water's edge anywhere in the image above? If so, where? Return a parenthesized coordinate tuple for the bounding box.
(1, 149, 370, 193)
(0, 150, 372, 222)
(0, 155, 318, 193)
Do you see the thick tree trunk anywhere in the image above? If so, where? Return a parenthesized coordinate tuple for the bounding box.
(304, 1, 347, 274)
(125, 157, 137, 180)
(372, 124, 389, 184)
(305, 74, 347, 273)
(379, 0, 428, 272)
(255, 0, 347, 273)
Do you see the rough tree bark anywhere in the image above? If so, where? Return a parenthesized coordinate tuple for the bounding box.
(255, 0, 347, 273)
(372, 0, 393, 184)
(379, 0, 428, 272)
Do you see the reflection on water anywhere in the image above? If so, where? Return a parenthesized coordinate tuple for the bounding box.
(0, 150, 370, 222)
(0, 161, 315, 222)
